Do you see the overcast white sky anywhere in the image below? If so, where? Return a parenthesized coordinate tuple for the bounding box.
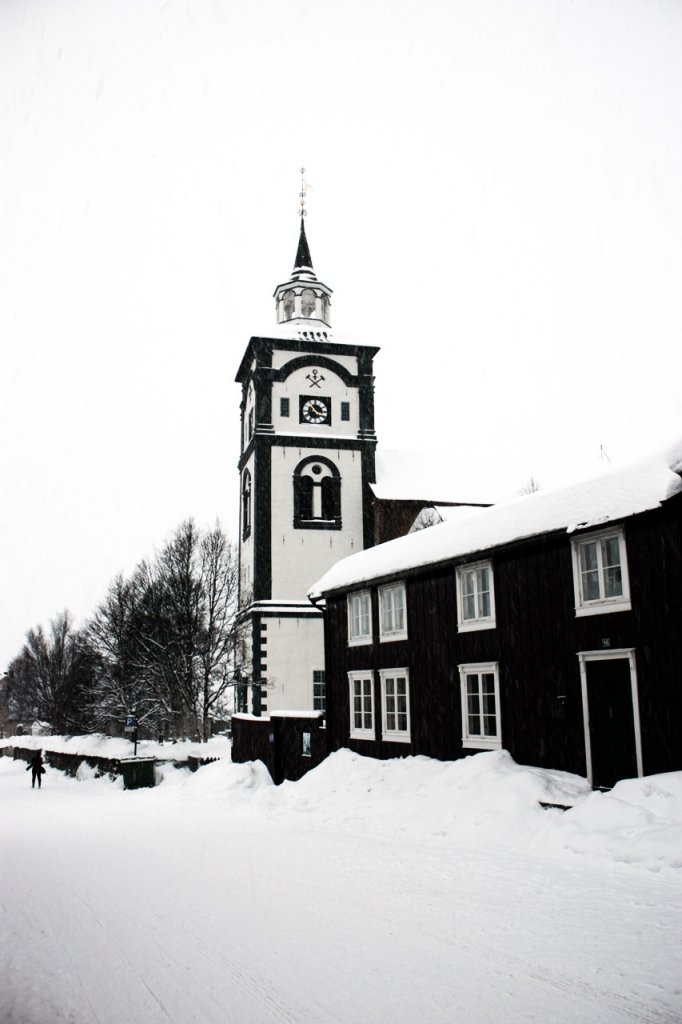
(2, 0, 681, 670)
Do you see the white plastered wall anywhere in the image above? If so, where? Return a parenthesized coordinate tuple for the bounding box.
(262, 614, 325, 712)
(270, 445, 365, 599)
(272, 364, 359, 438)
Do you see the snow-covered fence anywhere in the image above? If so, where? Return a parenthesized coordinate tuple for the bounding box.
(10, 745, 122, 778)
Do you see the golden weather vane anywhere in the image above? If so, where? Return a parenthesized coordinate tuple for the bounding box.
(299, 167, 312, 216)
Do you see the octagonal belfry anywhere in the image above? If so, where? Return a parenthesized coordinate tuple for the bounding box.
(273, 218, 333, 327)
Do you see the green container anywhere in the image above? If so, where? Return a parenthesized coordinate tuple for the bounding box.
(120, 756, 156, 790)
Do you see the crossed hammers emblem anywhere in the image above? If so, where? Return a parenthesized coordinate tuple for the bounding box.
(306, 369, 325, 389)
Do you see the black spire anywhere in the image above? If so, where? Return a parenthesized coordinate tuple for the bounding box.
(294, 217, 313, 271)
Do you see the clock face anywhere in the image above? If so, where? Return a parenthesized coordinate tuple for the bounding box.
(300, 396, 331, 425)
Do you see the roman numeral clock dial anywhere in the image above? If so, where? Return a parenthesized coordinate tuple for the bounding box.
(300, 396, 331, 425)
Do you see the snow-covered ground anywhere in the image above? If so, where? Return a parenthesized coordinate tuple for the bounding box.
(2, 749, 681, 1024)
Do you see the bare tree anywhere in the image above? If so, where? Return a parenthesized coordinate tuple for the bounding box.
(7, 612, 93, 733)
(197, 524, 241, 740)
(83, 574, 169, 735)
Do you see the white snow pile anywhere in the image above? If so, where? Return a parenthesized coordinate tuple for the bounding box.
(59, 747, 682, 874)
(0, 732, 232, 762)
(311, 437, 682, 595)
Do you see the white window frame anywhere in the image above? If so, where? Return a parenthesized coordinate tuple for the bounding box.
(347, 590, 372, 646)
(458, 662, 502, 750)
(571, 526, 631, 617)
(379, 582, 408, 642)
(379, 669, 411, 743)
(456, 560, 496, 632)
(577, 649, 643, 787)
(348, 671, 375, 740)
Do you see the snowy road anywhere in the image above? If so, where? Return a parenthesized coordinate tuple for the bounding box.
(1, 755, 681, 1024)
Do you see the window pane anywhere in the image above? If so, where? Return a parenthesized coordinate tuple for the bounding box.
(393, 587, 405, 631)
(580, 542, 598, 573)
(381, 589, 394, 633)
(361, 593, 370, 635)
(478, 588, 491, 619)
(467, 674, 481, 735)
(483, 713, 497, 737)
(601, 537, 623, 598)
(601, 536, 620, 569)
(397, 683, 408, 730)
(350, 597, 360, 637)
(604, 566, 623, 598)
(580, 542, 602, 601)
(362, 680, 372, 729)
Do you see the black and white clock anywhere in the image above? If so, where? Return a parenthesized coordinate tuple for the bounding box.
(299, 396, 331, 426)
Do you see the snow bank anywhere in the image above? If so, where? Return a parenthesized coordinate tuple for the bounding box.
(311, 437, 682, 596)
(13, 739, 680, 872)
(0, 733, 232, 762)
(153, 749, 682, 873)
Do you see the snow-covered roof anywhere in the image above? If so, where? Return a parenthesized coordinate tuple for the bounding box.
(371, 449, 501, 505)
(310, 439, 682, 597)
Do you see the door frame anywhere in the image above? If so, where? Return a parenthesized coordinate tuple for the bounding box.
(577, 648, 643, 787)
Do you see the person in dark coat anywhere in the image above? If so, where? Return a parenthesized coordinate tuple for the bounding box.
(27, 750, 45, 788)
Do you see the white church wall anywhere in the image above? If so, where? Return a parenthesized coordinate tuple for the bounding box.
(272, 365, 359, 438)
(262, 614, 325, 711)
(270, 445, 365, 600)
(270, 348, 358, 374)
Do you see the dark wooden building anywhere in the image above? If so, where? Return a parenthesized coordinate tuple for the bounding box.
(310, 446, 682, 789)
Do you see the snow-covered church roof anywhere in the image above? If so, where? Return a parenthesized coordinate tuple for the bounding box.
(371, 450, 501, 505)
(309, 438, 682, 598)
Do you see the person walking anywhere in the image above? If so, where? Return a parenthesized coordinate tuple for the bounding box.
(27, 750, 45, 788)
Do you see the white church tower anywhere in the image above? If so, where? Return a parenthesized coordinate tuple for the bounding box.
(235, 201, 379, 715)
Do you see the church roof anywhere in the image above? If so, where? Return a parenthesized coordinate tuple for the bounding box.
(371, 450, 501, 505)
(294, 218, 313, 270)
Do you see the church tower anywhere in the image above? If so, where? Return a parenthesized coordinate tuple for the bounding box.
(235, 205, 379, 715)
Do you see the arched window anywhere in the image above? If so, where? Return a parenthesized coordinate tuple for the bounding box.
(293, 457, 341, 530)
(242, 470, 252, 540)
(301, 289, 317, 318)
(282, 290, 295, 320)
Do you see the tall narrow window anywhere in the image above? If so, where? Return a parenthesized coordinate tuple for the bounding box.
(379, 583, 407, 641)
(248, 408, 254, 440)
(242, 470, 252, 540)
(458, 663, 501, 750)
(349, 672, 374, 739)
(456, 561, 496, 631)
(313, 670, 326, 712)
(341, 401, 350, 421)
(280, 397, 290, 417)
(293, 457, 342, 530)
(380, 670, 410, 742)
(571, 528, 631, 615)
(348, 591, 372, 645)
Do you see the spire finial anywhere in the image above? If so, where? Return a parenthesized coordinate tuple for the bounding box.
(299, 167, 308, 217)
